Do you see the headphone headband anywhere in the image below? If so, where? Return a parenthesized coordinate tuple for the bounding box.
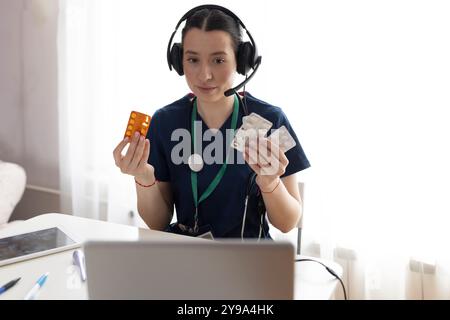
(176, 4, 248, 31)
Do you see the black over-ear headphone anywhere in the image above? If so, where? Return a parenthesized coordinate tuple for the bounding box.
(167, 4, 262, 97)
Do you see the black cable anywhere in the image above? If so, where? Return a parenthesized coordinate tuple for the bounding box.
(295, 258, 348, 300)
(235, 74, 250, 115)
(243, 74, 248, 115)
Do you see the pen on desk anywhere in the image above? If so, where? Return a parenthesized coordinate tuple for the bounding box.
(73, 249, 86, 282)
(0, 277, 21, 295)
(24, 272, 49, 300)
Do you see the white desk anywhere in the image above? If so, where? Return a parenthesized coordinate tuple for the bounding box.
(0, 213, 342, 300)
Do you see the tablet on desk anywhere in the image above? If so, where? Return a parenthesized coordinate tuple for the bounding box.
(0, 227, 81, 267)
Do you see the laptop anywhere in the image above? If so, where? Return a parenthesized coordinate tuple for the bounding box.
(83, 240, 294, 300)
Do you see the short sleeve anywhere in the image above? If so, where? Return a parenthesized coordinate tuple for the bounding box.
(274, 110, 311, 177)
(146, 110, 171, 182)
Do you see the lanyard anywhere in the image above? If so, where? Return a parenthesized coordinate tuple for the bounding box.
(190, 94, 239, 232)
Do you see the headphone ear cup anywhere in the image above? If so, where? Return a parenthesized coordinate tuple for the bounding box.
(237, 41, 255, 75)
(170, 43, 184, 76)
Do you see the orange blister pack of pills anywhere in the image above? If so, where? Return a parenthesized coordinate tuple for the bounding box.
(124, 111, 151, 139)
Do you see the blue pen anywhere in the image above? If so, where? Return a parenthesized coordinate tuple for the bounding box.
(0, 277, 21, 295)
(24, 272, 49, 300)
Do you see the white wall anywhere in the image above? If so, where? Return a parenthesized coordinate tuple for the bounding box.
(0, 0, 24, 165)
(1, 0, 60, 220)
(0, 0, 59, 190)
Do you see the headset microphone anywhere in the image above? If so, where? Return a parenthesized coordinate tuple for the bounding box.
(224, 56, 262, 97)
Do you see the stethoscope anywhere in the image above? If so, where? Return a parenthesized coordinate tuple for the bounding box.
(187, 93, 248, 173)
(186, 93, 264, 239)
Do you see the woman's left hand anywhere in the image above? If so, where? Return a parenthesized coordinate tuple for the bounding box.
(243, 135, 289, 192)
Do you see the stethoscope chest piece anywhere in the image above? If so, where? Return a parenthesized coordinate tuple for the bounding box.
(188, 153, 204, 172)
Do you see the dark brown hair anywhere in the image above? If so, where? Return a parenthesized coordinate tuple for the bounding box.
(181, 8, 242, 56)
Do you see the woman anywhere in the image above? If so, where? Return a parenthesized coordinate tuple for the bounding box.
(113, 5, 310, 239)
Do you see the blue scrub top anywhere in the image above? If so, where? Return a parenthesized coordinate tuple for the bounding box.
(146, 92, 310, 238)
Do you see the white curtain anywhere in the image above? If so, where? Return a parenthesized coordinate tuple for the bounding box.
(57, 0, 450, 298)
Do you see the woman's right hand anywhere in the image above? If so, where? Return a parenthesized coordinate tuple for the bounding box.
(113, 131, 155, 184)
